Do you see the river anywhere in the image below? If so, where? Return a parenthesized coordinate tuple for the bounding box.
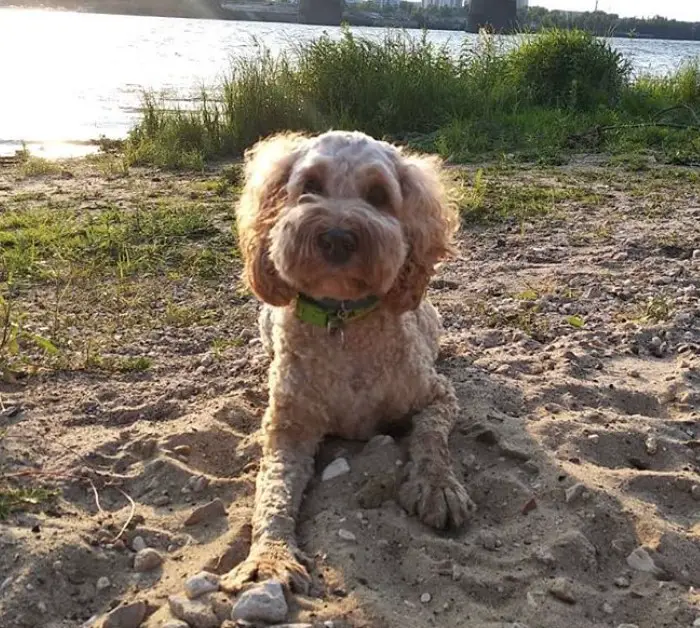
(1, 8, 700, 157)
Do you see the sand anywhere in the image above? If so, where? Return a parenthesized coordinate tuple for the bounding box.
(0, 156, 699, 628)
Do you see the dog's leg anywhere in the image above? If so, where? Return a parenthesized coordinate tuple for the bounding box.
(221, 416, 318, 594)
(398, 375, 475, 529)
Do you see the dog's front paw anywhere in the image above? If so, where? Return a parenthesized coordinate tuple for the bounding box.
(399, 463, 475, 529)
(220, 539, 311, 594)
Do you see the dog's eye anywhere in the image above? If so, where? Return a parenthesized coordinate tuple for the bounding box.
(302, 177, 324, 197)
(365, 184, 389, 209)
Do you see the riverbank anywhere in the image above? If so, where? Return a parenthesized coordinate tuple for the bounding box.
(125, 29, 700, 170)
(1, 154, 699, 627)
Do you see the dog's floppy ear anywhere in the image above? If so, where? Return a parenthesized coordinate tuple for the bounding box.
(383, 152, 458, 314)
(237, 133, 306, 306)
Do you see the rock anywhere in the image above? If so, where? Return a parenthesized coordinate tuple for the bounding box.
(616, 625, 640, 628)
(133, 548, 163, 572)
(645, 435, 658, 455)
(565, 483, 586, 504)
(602, 602, 614, 615)
(614, 575, 630, 588)
(0, 577, 12, 593)
(153, 495, 171, 507)
(184, 498, 227, 526)
(627, 547, 663, 576)
(162, 621, 189, 628)
(188, 475, 210, 493)
(338, 529, 356, 542)
(102, 601, 147, 628)
(209, 593, 233, 622)
(231, 580, 288, 624)
(479, 530, 500, 551)
(321, 458, 351, 481)
(184, 572, 220, 599)
(364, 435, 395, 451)
(96, 576, 111, 592)
(173, 445, 191, 457)
(691, 485, 700, 501)
(131, 536, 147, 552)
(168, 595, 219, 628)
(548, 577, 576, 604)
(420, 592, 432, 603)
(693, 619, 700, 628)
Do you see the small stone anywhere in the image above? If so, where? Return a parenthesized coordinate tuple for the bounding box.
(364, 435, 395, 451)
(322, 458, 351, 481)
(616, 625, 640, 628)
(153, 495, 171, 507)
(645, 435, 658, 455)
(521, 497, 538, 515)
(420, 592, 432, 603)
(614, 575, 630, 588)
(338, 529, 356, 542)
(549, 577, 576, 604)
(184, 572, 220, 599)
(691, 485, 700, 501)
(184, 498, 227, 526)
(162, 622, 189, 628)
(693, 619, 700, 628)
(479, 530, 499, 551)
(37, 601, 47, 613)
(173, 445, 191, 457)
(131, 536, 147, 552)
(627, 547, 662, 576)
(102, 601, 147, 628)
(0, 577, 12, 593)
(565, 483, 586, 504)
(188, 475, 210, 493)
(231, 580, 288, 624)
(133, 548, 163, 572)
(169, 595, 218, 628)
(96, 576, 111, 591)
(692, 249, 700, 260)
(602, 602, 614, 615)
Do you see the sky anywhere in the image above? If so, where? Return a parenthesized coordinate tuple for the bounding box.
(532, 0, 699, 21)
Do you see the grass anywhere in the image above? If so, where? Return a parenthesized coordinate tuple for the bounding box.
(0, 486, 57, 519)
(125, 28, 700, 169)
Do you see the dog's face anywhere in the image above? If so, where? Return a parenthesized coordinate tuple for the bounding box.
(237, 131, 457, 312)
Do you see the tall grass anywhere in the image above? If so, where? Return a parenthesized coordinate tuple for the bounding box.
(126, 28, 700, 168)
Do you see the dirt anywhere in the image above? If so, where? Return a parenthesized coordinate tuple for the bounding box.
(0, 157, 699, 628)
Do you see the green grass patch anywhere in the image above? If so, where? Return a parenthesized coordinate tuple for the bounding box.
(0, 199, 236, 281)
(0, 486, 57, 519)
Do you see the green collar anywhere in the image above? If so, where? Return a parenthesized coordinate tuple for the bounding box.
(295, 293, 379, 329)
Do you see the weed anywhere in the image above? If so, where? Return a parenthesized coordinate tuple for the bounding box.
(0, 486, 57, 519)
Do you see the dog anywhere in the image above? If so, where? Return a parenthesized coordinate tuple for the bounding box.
(221, 130, 475, 595)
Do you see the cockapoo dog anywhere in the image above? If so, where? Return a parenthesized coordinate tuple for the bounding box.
(221, 130, 475, 595)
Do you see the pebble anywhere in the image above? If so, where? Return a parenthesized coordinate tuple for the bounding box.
(614, 575, 631, 588)
(0, 577, 12, 593)
(102, 601, 147, 628)
(162, 621, 189, 628)
(338, 529, 356, 542)
(173, 445, 191, 457)
(169, 596, 219, 628)
(548, 577, 576, 604)
(627, 547, 662, 576)
(231, 580, 288, 624)
(153, 495, 171, 507)
(184, 572, 220, 599)
(96, 576, 111, 592)
(602, 602, 614, 615)
(184, 498, 227, 526)
(321, 457, 351, 481)
(616, 625, 640, 628)
(37, 601, 47, 613)
(565, 483, 586, 504)
(188, 475, 210, 493)
(691, 485, 700, 501)
(133, 548, 163, 572)
(420, 592, 432, 603)
(693, 619, 700, 628)
(645, 435, 658, 455)
(131, 536, 147, 552)
(479, 530, 500, 551)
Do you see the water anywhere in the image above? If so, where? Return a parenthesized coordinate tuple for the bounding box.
(2, 8, 700, 157)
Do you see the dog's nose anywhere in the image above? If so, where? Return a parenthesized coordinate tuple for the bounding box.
(317, 228, 358, 265)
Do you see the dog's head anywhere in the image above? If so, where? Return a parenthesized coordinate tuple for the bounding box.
(236, 130, 458, 313)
